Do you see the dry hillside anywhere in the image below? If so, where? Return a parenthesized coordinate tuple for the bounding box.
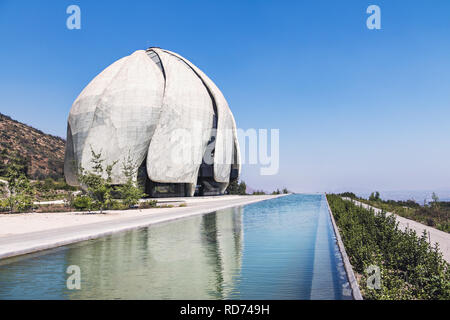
(0, 113, 65, 179)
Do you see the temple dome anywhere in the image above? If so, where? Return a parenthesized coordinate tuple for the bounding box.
(64, 48, 240, 196)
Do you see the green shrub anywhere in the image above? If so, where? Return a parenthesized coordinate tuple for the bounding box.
(4, 158, 34, 213)
(226, 180, 247, 195)
(337, 192, 357, 199)
(34, 178, 78, 192)
(0, 198, 9, 212)
(139, 200, 157, 209)
(109, 200, 127, 210)
(252, 190, 266, 195)
(327, 194, 450, 300)
(14, 194, 34, 212)
(72, 195, 93, 211)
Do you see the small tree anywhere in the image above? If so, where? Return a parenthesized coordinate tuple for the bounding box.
(237, 181, 247, 195)
(431, 192, 439, 206)
(78, 147, 117, 214)
(116, 152, 146, 208)
(226, 179, 239, 194)
(369, 191, 381, 202)
(431, 192, 440, 220)
(226, 180, 247, 195)
(5, 155, 34, 213)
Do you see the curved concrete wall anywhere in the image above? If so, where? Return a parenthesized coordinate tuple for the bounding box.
(65, 51, 165, 185)
(146, 49, 214, 195)
(162, 49, 241, 184)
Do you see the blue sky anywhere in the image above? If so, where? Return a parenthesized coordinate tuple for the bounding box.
(1, 0, 450, 195)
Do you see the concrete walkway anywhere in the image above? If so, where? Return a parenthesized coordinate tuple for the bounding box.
(0, 194, 285, 260)
(342, 197, 450, 263)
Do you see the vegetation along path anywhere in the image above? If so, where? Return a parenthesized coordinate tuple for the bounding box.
(328, 195, 449, 299)
(342, 197, 450, 263)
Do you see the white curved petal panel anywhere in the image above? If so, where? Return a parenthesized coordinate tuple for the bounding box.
(65, 55, 129, 185)
(146, 49, 214, 186)
(161, 50, 241, 183)
(66, 50, 165, 184)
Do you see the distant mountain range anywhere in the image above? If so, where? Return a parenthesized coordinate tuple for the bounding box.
(0, 113, 65, 179)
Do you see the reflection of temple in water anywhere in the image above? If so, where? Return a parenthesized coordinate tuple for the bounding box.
(63, 207, 243, 299)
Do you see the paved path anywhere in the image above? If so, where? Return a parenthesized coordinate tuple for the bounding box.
(342, 197, 450, 263)
(0, 194, 286, 260)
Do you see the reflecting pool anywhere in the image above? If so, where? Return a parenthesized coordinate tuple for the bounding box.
(0, 194, 352, 299)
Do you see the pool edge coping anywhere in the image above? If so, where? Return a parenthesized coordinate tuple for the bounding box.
(324, 193, 363, 300)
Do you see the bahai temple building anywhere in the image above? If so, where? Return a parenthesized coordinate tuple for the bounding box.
(64, 48, 240, 197)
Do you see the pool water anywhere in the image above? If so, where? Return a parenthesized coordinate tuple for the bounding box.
(0, 194, 352, 299)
